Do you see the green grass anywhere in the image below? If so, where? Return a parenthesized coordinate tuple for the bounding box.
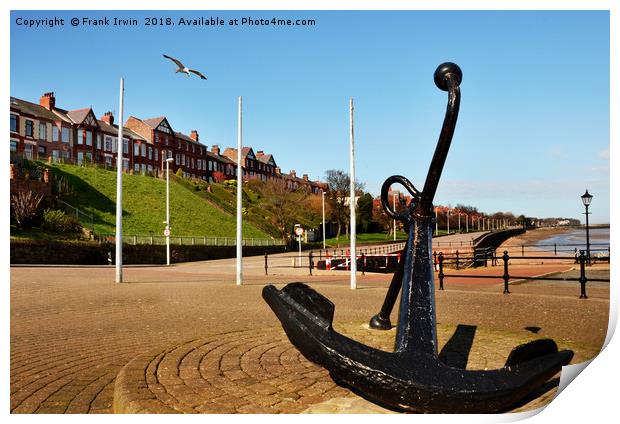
(44, 163, 269, 238)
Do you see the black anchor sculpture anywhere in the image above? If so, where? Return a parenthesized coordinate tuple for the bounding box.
(262, 63, 573, 413)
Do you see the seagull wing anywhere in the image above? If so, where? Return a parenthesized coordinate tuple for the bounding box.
(163, 54, 185, 70)
(188, 69, 207, 80)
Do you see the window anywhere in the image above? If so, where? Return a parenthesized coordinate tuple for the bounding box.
(10, 114, 18, 132)
(104, 136, 113, 152)
(77, 151, 84, 165)
(39, 123, 47, 140)
(105, 156, 112, 167)
(141, 144, 146, 157)
(123, 139, 129, 155)
(147, 165, 153, 173)
(134, 164, 139, 172)
(85, 152, 92, 163)
(77, 129, 83, 145)
(25, 120, 34, 137)
(10, 140, 17, 152)
(176, 153, 180, 164)
(155, 148, 158, 162)
(23, 144, 33, 159)
(62, 127, 70, 143)
(52, 150, 60, 163)
(123, 159, 129, 170)
(38, 146, 46, 158)
(134, 143, 140, 156)
(112, 138, 118, 153)
(86, 130, 92, 146)
(155, 133, 159, 143)
(52, 126, 59, 142)
(97, 134, 102, 149)
(148, 147, 152, 160)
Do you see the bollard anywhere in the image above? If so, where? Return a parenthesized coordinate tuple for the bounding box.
(522, 244, 524, 257)
(502, 250, 510, 294)
(361, 253, 366, 276)
(579, 251, 588, 299)
(554, 243, 557, 256)
(309, 251, 313, 276)
(264, 253, 268, 276)
(455, 250, 460, 270)
(438, 252, 444, 290)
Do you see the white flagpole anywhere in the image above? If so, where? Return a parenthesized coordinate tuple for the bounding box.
(115, 77, 124, 283)
(236, 96, 243, 286)
(349, 97, 357, 290)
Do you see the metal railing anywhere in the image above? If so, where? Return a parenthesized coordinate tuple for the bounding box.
(98, 234, 285, 247)
(55, 199, 95, 232)
(261, 242, 407, 275)
(436, 250, 610, 298)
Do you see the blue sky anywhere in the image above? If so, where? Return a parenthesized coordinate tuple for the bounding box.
(10, 10, 610, 223)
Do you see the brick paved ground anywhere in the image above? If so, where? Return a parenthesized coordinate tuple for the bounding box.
(10, 263, 609, 414)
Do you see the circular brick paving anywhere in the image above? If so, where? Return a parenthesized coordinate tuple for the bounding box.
(113, 328, 351, 413)
(113, 323, 597, 414)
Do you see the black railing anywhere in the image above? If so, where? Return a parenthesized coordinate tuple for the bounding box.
(436, 250, 610, 298)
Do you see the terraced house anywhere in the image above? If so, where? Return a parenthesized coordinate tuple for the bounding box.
(9, 91, 325, 191)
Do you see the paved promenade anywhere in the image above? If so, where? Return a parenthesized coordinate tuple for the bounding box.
(10, 260, 609, 413)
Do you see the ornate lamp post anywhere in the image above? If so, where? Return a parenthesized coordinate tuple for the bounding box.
(581, 189, 593, 265)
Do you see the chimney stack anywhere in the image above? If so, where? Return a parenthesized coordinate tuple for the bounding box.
(190, 130, 199, 142)
(101, 111, 114, 126)
(303, 174, 309, 182)
(275, 167, 281, 175)
(212, 145, 220, 155)
(290, 170, 296, 178)
(40, 92, 56, 110)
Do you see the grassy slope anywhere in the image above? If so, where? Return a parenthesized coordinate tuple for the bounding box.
(48, 164, 269, 238)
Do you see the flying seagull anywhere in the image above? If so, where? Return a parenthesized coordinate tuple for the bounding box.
(163, 54, 207, 80)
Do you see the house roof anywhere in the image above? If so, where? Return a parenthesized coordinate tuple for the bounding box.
(10, 97, 71, 123)
(65, 108, 91, 125)
(142, 117, 166, 128)
(256, 152, 276, 166)
(97, 119, 145, 141)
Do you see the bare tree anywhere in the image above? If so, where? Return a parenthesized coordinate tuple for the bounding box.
(324, 169, 365, 241)
(260, 179, 309, 242)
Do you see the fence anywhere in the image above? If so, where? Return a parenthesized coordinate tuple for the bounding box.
(97, 234, 285, 247)
(436, 250, 610, 298)
(56, 199, 95, 232)
(503, 242, 610, 257)
(261, 242, 407, 275)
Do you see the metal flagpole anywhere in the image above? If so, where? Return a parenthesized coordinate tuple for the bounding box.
(322, 190, 326, 249)
(349, 97, 357, 290)
(236, 96, 243, 286)
(393, 193, 397, 241)
(115, 77, 124, 283)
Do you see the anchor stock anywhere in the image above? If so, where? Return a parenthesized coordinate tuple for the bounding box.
(262, 62, 573, 413)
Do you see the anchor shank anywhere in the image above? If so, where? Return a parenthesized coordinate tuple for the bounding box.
(395, 216, 437, 355)
(420, 73, 461, 213)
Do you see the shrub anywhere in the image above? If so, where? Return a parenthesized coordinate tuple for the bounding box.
(10, 191, 44, 229)
(175, 168, 184, 177)
(41, 209, 83, 233)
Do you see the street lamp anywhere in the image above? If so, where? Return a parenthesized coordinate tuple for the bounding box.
(581, 189, 593, 265)
(322, 190, 326, 250)
(165, 157, 174, 266)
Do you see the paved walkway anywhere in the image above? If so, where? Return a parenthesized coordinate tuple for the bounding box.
(10, 263, 609, 414)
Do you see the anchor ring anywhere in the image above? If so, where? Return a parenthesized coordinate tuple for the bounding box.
(380, 175, 421, 222)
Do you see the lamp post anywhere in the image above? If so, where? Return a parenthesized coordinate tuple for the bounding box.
(393, 193, 397, 241)
(581, 189, 593, 265)
(447, 208, 450, 235)
(435, 207, 438, 235)
(322, 190, 326, 249)
(165, 157, 174, 265)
